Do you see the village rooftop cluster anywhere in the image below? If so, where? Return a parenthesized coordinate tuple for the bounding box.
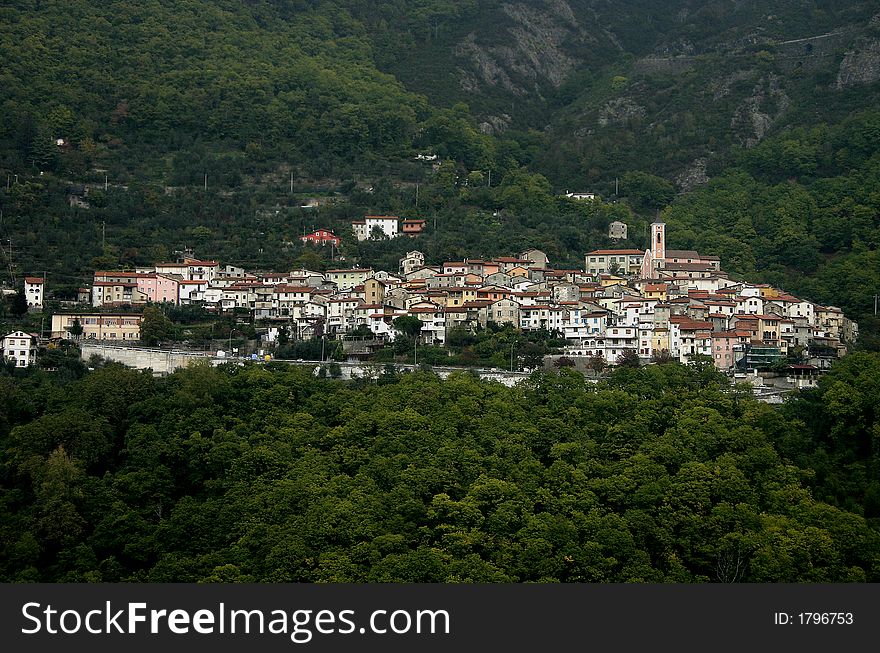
(3, 221, 858, 378)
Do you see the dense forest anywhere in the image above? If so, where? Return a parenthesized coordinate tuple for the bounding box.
(1, 354, 879, 582)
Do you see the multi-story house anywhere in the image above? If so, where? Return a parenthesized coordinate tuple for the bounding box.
(711, 331, 751, 370)
(353, 216, 399, 241)
(400, 251, 426, 275)
(51, 313, 141, 341)
(2, 331, 38, 367)
(326, 268, 373, 291)
(24, 277, 44, 310)
(584, 249, 644, 275)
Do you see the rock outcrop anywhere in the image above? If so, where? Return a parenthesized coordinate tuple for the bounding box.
(454, 1, 591, 97)
(598, 97, 646, 127)
(837, 38, 880, 88)
(730, 74, 790, 147)
(675, 158, 709, 192)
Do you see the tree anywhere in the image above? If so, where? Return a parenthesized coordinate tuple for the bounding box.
(519, 342, 546, 370)
(349, 324, 373, 338)
(68, 318, 84, 340)
(393, 315, 423, 339)
(10, 291, 28, 317)
(616, 349, 641, 368)
(651, 349, 675, 364)
(140, 306, 173, 346)
(587, 353, 607, 375)
(622, 171, 676, 212)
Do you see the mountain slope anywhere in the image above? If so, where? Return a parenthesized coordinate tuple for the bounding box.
(378, 0, 880, 187)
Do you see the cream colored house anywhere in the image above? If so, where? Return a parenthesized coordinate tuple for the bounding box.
(51, 313, 142, 341)
(326, 268, 374, 291)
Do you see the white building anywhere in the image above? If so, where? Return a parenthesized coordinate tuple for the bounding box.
(2, 331, 38, 368)
(353, 215, 400, 241)
(564, 192, 597, 201)
(24, 277, 44, 310)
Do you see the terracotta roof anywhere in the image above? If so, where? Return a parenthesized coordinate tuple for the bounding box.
(95, 271, 152, 278)
(586, 249, 644, 255)
(24, 277, 44, 284)
(670, 316, 714, 330)
(665, 249, 700, 259)
(662, 262, 716, 271)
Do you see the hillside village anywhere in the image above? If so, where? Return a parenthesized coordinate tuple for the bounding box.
(3, 219, 858, 382)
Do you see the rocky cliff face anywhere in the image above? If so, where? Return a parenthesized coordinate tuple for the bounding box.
(597, 97, 646, 127)
(675, 158, 709, 192)
(731, 74, 791, 147)
(454, 1, 594, 100)
(837, 38, 880, 88)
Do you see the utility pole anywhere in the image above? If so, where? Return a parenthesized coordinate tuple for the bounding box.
(874, 294, 879, 316)
(204, 174, 207, 191)
(615, 177, 619, 196)
(5, 238, 14, 285)
(104, 174, 108, 191)
(415, 183, 419, 206)
(101, 221, 106, 250)
(290, 171, 294, 195)
(487, 169, 491, 187)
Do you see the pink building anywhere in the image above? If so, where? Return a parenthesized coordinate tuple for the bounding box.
(137, 274, 180, 305)
(711, 330, 751, 370)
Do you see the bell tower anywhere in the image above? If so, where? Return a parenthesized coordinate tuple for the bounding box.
(651, 222, 666, 269)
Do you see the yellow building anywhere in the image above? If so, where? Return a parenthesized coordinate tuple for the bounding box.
(758, 285, 783, 299)
(363, 278, 386, 305)
(643, 282, 668, 301)
(599, 274, 627, 288)
(445, 287, 479, 308)
(51, 313, 142, 341)
(651, 328, 670, 355)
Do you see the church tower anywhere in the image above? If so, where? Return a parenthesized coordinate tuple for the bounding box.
(651, 222, 666, 269)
